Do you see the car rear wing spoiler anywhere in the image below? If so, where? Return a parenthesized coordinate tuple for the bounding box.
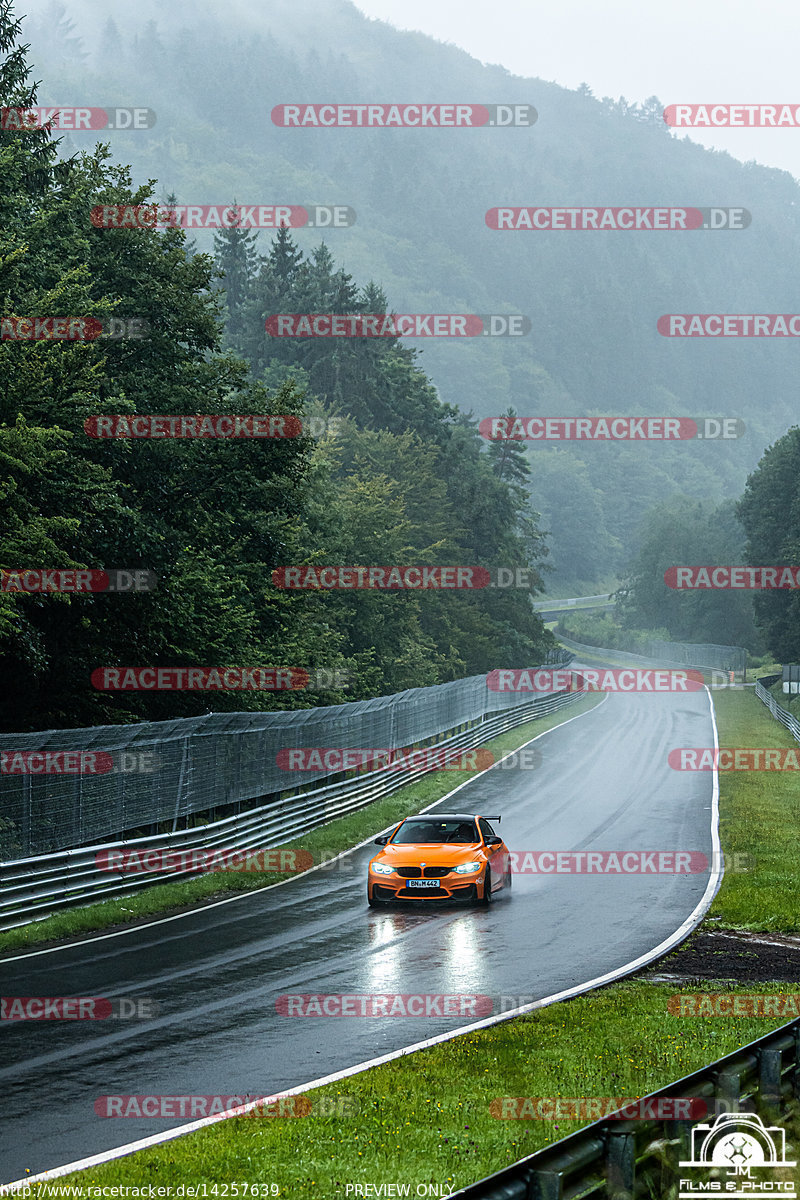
(483, 815, 501, 821)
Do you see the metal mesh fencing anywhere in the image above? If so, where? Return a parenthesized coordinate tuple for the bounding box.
(558, 635, 746, 675)
(0, 659, 571, 861)
(646, 640, 747, 673)
(0, 685, 582, 928)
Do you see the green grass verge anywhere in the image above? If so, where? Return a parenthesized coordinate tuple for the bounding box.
(708, 688, 800, 932)
(42, 983, 800, 1197)
(20, 679, 800, 1196)
(0, 694, 603, 956)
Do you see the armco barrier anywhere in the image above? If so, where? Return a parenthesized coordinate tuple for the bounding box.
(558, 634, 746, 676)
(0, 654, 572, 861)
(647, 640, 746, 675)
(755, 674, 800, 744)
(452, 1019, 800, 1198)
(558, 635, 674, 667)
(0, 665, 579, 929)
(531, 593, 613, 612)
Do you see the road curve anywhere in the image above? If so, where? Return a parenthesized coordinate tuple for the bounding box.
(0, 684, 717, 1181)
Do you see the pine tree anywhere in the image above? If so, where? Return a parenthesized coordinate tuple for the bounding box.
(0, 0, 73, 194)
(97, 18, 123, 69)
(34, 2, 87, 67)
(213, 208, 260, 346)
(487, 408, 532, 486)
(269, 226, 305, 294)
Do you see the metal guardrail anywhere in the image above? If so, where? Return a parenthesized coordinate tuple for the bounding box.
(532, 594, 613, 612)
(453, 1019, 800, 1198)
(755, 675, 800, 744)
(0, 650, 573, 861)
(558, 634, 746, 677)
(648, 640, 747, 675)
(0, 685, 581, 930)
(557, 635, 674, 666)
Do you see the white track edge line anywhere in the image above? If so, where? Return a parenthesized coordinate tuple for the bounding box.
(2, 689, 719, 1189)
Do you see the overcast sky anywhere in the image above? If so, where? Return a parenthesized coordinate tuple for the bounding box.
(354, 0, 800, 181)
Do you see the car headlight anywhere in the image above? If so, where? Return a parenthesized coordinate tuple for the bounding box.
(454, 861, 482, 874)
(371, 861, 394, 875)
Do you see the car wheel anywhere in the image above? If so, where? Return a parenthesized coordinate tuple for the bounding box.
(504, 864, 512, 889)
(480, 867, 493, 905)
(367, 889, 381, 907)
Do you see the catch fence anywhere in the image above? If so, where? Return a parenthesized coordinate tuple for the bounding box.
(558, 635, 746, 676)
(0, 653, 577, 927)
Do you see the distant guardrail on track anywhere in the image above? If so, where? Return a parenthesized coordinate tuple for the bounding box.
(558, 634, 747, 676)
(754, 674, 800, 744)
(531, 593, 613, 612)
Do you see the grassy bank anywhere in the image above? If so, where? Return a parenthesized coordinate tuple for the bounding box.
(38, 982, 798, 1197)
(704, 688, 800, 932)
(17, 685, 800, 1196)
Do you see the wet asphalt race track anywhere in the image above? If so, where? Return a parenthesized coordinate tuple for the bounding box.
(0, 682, 717, 1181)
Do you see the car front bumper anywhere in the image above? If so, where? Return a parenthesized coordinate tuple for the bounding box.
(369, 878, 481, 902)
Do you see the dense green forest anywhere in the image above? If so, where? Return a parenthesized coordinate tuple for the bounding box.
(18, 0, 800, 595)
(0, 1, 555, 731)
(4, 0, 800, 736)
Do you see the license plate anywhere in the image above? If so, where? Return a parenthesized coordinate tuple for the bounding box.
(406, 879, 440, 889)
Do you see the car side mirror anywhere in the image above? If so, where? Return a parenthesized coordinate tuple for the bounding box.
(487, 836, 502, 847)
(374, 835, 390, 845)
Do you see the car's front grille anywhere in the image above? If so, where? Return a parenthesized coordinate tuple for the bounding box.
(394, 866, 454, 878)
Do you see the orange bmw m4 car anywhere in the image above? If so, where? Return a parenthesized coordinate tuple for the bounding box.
(367, 813, 511, 907)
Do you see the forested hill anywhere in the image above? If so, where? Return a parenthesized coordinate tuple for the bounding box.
(1, 0, 563, 731)
(20, 0, 800, 589)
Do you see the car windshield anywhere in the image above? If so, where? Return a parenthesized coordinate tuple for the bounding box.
(390, 819, 478, 844)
